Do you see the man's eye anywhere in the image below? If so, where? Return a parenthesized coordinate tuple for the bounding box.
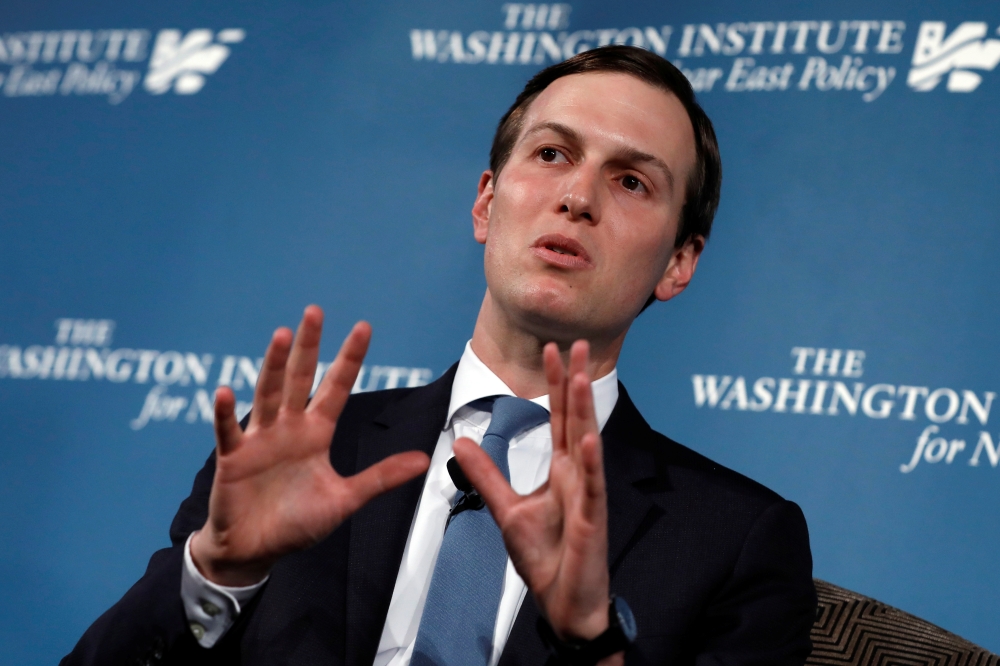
(622, 175, 644, 191)
(539, 147, 564, 163)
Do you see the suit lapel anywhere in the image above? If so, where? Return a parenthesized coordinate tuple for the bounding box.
(344, 364, 457, 666)
(602, 385, 662, 571)
(499, 383, 664, 665)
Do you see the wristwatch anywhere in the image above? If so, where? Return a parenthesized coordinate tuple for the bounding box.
(537, 595, 638, 666)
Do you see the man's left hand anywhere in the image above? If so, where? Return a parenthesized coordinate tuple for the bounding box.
(453, 340, 615, 649)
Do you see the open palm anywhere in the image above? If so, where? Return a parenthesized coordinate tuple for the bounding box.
(454, 341, 611, 640)
(191, 307, 430, 586)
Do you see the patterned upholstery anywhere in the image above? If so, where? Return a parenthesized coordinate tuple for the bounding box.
(808, 580, 999, 665)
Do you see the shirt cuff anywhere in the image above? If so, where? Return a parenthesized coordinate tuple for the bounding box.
(180, 532, 268, 648)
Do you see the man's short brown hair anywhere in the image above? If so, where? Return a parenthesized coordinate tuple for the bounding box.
(489, 45, 722, 250)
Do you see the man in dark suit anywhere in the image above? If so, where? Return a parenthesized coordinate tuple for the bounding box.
(64, 46, 816, 665)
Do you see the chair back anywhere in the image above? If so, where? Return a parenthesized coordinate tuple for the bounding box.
(808, 579, 998, 665)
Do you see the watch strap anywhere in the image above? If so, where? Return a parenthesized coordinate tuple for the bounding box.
(537, 597, 633, 666)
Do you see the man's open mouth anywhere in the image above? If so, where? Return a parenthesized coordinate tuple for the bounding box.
(531, 234, 593, 268)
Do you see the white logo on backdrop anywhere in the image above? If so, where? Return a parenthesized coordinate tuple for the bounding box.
(0, 28, 245, 103)
(691, 347, 998, 473)
(411, 6, 1000, 102)
(144, 28, 245, 95)
(0, 319, 434, 431)
(907, 22, 1000, 92)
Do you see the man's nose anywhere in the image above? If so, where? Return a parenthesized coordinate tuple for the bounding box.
(557, 166, 600, 223)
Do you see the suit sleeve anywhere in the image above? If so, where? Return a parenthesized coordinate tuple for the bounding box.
(694, 500, 817, 666)
(60, 450, 249, 666)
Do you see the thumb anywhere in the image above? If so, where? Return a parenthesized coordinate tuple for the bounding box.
(340, 450, 430, 516)
(452, 437, 519, 524)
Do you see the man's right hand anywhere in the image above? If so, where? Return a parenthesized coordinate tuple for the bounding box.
(190, 305, 431, 586)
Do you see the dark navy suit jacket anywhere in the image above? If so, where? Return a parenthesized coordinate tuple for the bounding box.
(63, 364, 817, 665)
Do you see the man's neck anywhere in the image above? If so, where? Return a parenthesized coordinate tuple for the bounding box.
(469, 292, 624, 399)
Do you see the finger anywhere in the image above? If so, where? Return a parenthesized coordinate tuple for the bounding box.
(339, 450, 430, 516)
(568, 338, 590, 379)
(452, 437, 520, 525)
(570, 366, 598, 427)
(567, 374, 600, 466)
(565, 340, 595, 455)
(249, 327, 293, 428)
(579, 432, 607, 521)
(543, 343, 567, 453)
(283, 305, 325, 410)
(214, 386, 243, 456)
(580, 432, 607, 509)
(310, 321, 372, 422)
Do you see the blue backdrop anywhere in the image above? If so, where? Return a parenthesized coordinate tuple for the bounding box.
(1, 1, 998, 662)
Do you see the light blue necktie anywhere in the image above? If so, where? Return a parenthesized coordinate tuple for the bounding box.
(411, 396, 550, 666)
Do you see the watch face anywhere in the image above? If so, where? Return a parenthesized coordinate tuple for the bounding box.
(613, 596, 638, 642)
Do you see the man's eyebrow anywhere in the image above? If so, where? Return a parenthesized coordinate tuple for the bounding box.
(522, 120, 675, 193)
(521, 120, 584, 146)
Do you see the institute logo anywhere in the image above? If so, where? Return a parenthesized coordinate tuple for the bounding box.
(907, 21, 1000, 92)
(691, 346, 998, 474)
(411, 7, 1000, 102)
(0, 319, 434, 431)
(0, 28, 245, 104)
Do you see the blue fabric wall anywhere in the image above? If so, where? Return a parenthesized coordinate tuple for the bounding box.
(1, 1, 997, 662)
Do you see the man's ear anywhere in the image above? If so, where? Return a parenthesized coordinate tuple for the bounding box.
(653, 235, 704, 303)
(472, 170, 495, 245)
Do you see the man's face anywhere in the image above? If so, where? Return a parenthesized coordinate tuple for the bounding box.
(473, 71, 699, 343)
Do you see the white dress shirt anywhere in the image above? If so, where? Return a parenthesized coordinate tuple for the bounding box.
(181, 341, 619, 664)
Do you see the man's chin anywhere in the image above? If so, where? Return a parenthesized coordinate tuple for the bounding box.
(512, 295, 600, 342)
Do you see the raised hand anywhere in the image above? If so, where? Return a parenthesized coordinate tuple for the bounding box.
(453, 341, 612, 642)
(190, 306, 430, 586)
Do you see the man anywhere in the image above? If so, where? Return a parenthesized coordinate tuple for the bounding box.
(64, 46, 816, 665)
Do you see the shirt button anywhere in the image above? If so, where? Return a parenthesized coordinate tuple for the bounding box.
(189, 622, 206, 641)
(200, 600, 222, 617)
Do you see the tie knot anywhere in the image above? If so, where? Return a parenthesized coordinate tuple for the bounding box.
(484, 396, 550, 442)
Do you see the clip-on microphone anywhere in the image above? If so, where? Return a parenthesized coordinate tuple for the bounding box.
(447, 457, 485, 516)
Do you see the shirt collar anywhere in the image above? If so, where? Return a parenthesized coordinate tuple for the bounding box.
(445, 341, 619, 432)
